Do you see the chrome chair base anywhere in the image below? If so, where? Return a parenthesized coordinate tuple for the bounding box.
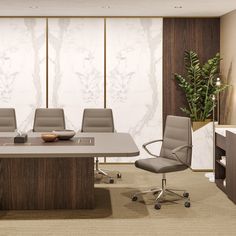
(94, 158, 121, 184)
(132, 174, 190, 209)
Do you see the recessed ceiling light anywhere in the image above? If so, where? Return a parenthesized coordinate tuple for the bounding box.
(102, 5, 111, 9)
(29, 6, 39, 9)
(174, 6, 182, 9)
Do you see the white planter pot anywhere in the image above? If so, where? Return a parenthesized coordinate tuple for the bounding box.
(191, 122, 214, 170)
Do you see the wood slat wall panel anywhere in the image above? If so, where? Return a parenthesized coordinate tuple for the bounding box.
(163, 18, 220, 124)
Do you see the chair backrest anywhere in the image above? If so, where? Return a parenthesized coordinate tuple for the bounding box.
(33, 108, 65, 132)
(81, 108, 114, 133)
(160, 115, 192, 166)
(0, 108, 17, 132)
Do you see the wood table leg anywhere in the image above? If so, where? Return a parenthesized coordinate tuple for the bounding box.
(0, 157, 94, 210)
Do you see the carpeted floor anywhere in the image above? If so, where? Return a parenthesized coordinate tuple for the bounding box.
(0, 164, 236, 235)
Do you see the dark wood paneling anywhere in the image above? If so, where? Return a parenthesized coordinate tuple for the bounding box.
(163, 18, 220, 124)
(0, 158, 94, 210)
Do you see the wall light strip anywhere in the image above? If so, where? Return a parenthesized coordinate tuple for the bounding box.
(104, 18, 107, 109)
(46, 18, 49, 108)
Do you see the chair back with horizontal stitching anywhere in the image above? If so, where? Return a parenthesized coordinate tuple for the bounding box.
(0, 108, 17, 132)
(81, 108, 114, 133)
(160, 115, 192, 166)
(33, 108, 65, 132)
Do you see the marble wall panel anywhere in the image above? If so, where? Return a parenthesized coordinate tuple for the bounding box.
(0, 17, 163, 163)
(106, 18, 163, 162)
(191, 122, 213, 170)
(48, 18, 104, 131)
(0, 18, 46, 131)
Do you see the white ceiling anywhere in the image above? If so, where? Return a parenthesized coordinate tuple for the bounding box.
(0, 0, 235, 17)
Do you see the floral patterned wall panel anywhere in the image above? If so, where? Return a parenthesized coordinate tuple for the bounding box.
(48, 18, 104, 131)
(0, 18, 46, 131)
(106, 18, 163, 162)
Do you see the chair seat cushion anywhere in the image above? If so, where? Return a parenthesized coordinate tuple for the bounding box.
(135, 157, 187, 174)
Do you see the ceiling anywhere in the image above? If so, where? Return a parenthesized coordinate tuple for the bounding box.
(0, 0, 235, 17)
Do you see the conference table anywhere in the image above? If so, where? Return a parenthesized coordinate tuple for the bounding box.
(0, 132, 139, 210)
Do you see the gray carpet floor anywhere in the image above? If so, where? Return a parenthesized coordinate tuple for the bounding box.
(0, 164, 236, 235)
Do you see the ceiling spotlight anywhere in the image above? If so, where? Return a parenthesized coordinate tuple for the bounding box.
(174, 6, 182, 9)
(102, 5, 111, 9)
(29, 6, 39, 9)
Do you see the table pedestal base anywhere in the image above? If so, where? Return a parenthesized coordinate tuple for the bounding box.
(0, 157, 94, 210)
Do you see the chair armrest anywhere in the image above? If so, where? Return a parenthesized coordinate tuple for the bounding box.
(142, 139, 163, 158)
(171, 145, 192, 166)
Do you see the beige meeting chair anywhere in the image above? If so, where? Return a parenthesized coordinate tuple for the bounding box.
(81, 108, 121, 184)
(132, 115, 192, 210)
(33, 108, 65, 132)
(0, 108, 17, 132)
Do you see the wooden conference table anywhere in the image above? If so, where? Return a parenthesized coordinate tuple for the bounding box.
(0, 132, 139, 210)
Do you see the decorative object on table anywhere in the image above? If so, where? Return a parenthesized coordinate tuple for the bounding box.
(41, 133, 58, 142)
(52, 130, 76, 140)
(174, 51, 229, 170)
(14, 131, 28, 143)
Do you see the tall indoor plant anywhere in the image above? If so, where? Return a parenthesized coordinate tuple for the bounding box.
(174, 51, 228, 130)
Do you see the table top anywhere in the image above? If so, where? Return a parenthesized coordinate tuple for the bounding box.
(215, 127, 236, 137)
(0, 132, 140, 158)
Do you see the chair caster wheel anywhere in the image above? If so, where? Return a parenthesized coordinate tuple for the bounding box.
(184, 201, 191, 208)
(154, 203, 161, 210)
(117, 173, 122, 178)
(183, 192, 189, 198)
(109, 178, 114, 184)
(132, 196, 138, 201)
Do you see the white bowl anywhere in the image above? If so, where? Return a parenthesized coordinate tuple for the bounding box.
(52, 130, 76, 140)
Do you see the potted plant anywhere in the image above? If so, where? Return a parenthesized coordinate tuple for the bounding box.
(174, 51, 228, 131)
(174, 51, 229, 170)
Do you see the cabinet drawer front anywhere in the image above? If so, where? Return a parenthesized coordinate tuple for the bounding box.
(216, 133, 226, 150)
(226, 131, 236, 204)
